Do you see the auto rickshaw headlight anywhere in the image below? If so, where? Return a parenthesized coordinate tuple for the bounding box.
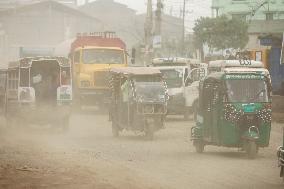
(224, 104, 243, 123)
(256, 107, 272, 123)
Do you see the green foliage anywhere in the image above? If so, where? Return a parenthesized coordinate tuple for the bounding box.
(193, 16, 249, 50)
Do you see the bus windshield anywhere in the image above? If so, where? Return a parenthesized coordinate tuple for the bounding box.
(82, 49, 124, 64)
(226, 79, 269, 103)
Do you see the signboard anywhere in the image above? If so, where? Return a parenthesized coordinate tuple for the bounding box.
(260, 38, 273, 46)
(225, 74, 264, 80)
(259, 35, 282, 47)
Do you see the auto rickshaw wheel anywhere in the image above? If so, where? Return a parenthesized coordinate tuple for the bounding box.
(112, 122, 119, 137)
(245, 141, 258, 159)
(194, 140, 204, 153)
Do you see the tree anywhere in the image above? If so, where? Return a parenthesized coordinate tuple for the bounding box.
(193, 15, 249, 52)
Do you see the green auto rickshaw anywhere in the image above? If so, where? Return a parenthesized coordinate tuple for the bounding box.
(191, 68, 272, 158)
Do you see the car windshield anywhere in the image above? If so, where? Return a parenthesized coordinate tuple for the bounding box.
(134, 82, 166, 103)
(160, 69, 183, 88)
(82, 49, 124, 64)
(226, 79, 269, 103)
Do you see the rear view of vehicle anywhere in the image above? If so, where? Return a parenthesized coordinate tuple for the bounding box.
(6, 57, 72, 130)
(109, 67, 168, 140)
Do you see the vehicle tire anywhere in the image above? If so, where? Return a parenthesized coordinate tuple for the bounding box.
(145, 122, 154, 140)
(246, 141, 258, 159)
(112, 122, 119, 137)
(194, 140, 204, 153)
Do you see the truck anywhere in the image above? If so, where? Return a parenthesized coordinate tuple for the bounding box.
(152, 57, 207, 120)
(69, 32, 128, 108)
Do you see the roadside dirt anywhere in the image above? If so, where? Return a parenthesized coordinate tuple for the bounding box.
(0, 113, 283, 189)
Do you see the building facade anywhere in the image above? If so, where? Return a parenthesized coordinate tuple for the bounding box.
(212, 0, 284, 21)
(211, 0, 284, 94)
(0, 0, 102, 65)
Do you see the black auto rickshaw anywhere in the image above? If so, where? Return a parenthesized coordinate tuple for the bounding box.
(6, 57, 72, 131)
(109, 67, 168, 140)
(277, 128, 284, 181)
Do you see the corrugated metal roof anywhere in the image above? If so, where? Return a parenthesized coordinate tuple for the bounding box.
(8, 56, 70, 68)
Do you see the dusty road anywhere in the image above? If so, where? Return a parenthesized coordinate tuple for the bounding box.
(0, 113, 283, 189)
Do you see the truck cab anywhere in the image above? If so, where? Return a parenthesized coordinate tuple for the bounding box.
(70, 32, 128, 108)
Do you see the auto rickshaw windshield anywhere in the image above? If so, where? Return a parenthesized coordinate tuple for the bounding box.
(134, 82, 166, 103)
(225, 79, 269, 103)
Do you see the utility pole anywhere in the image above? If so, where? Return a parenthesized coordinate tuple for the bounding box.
(153, 0, 163, 56)
(155, 0, 163, 36)
(181, 0, 186, 56)
(144, 0, 153, 65)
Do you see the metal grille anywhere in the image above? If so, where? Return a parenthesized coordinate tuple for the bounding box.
(94, 71, 110, 87)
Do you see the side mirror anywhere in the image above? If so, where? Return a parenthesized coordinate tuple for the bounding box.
(131, 48, 136, 64)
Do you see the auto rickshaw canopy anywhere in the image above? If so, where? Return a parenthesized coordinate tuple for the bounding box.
(8, 56, 70, 69)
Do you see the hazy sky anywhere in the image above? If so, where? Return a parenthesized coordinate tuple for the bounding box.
(78, 0, 212, 31)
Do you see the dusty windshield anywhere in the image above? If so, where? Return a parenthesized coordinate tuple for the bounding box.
(226, 79, 269, 103)
(134, 82, 166, 103)
(82, 49, 124, 64)
(160, 69, 183, 88)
